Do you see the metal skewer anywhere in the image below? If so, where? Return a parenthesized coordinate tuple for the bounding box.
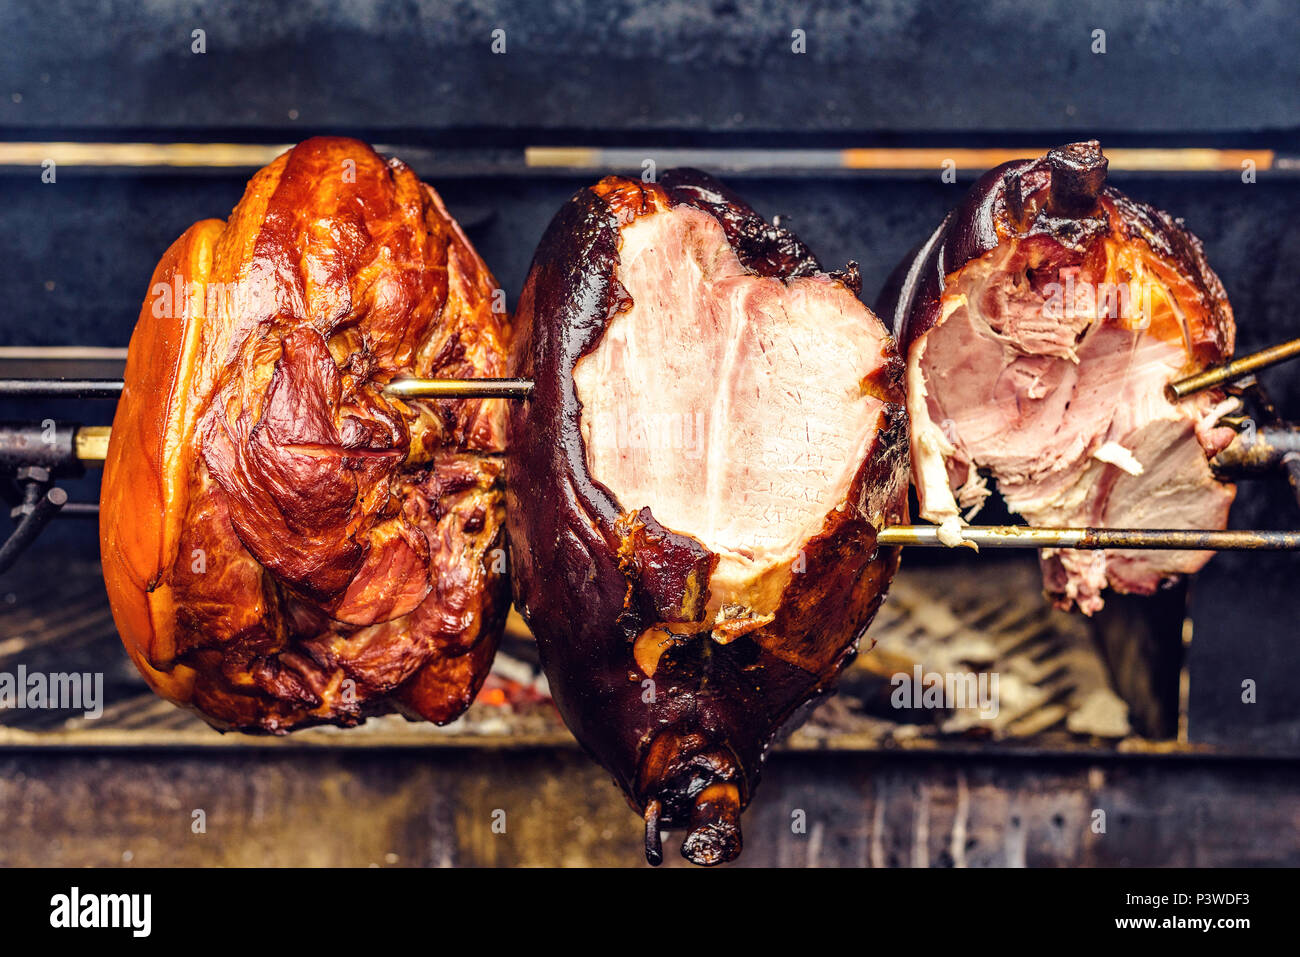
(5, 367, 1300, 552)
(45, 427, 1300, 552)
(875, 525, 1300, 551)
(0, 376, 533, 400)
(1166, 336, 1300, 401)
(383, 377, 533, 399)
(7, 332, 1300, 407)
(0, 378, 123, 399)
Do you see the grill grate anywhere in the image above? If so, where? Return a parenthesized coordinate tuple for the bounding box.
(0, 549, 1151, 751)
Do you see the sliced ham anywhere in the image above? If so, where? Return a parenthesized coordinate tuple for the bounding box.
(879, 142, 1236, 613)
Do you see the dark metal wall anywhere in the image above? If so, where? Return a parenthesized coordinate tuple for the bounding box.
(2, 749, 1296, 867)
(3, 0, 1297, 138)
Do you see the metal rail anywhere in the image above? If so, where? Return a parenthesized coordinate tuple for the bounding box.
(1167, 337, 1300, 401)
(6, 332, 1300, 405)
(6, 351, 1300, 554)
(0, 378, 123, 399)
(0, 143, 1280, 176)
(38, 488, 1300, 551)
(0, 377, 532, 400)
(876, 525, 1300, 551)
(20, 428, 1300, 554)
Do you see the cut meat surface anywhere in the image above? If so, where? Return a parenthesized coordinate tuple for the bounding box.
(574, 204, 893, 612)
(880, 142, 1236, 614)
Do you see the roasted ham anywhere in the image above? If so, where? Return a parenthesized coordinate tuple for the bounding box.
(507, 170, 908, 865)
(877, 142, 1236, 613)
(100, 137, 511, 731)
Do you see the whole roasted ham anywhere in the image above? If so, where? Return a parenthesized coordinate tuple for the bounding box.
(878, 142, 1236, 613)
(100, 137, 511, 731)
(507, 170, 908, 864)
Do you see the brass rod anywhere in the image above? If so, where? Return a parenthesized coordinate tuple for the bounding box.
(382, 377, 533, 399)
(21, 336, 1299, 408)
(876, 525, 1300, 551)
(56, 436, 1300, 555)
(1166, 337, 1300, 401)
(73, 426, 112, 463)
(0, 376, 533, 401)
(0, 143, 1275, 175)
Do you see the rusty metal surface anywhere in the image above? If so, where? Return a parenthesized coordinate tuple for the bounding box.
(0, 749, 1296, 867)
(1214, 422, 1300, 473)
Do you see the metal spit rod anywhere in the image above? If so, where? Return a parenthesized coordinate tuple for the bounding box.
(0, 377, 535, 401)
(38, 431, 1300, 551)
(7, 333, 1300, 403)
(10, 335, 1300, 403)
(8, 351, 1300, 551)
(875, 525, 1300, 551)
(1167, 336, 1300, 401)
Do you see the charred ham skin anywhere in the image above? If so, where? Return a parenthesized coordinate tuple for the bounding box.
(881, 142, 1232, 359)
(100, 138, 511, 732)
(877, 141, 1236, 613)
(507, 169, 908, 865)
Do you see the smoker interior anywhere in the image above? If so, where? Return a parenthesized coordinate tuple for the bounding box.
(1, 0, 1299, 866)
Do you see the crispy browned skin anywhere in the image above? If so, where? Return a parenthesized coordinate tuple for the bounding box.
(878, 140, 1233, 363)
(100, 137, 511, 732)
(507, 170, 909, 865)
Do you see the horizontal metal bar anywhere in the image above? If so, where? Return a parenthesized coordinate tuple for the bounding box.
(39, 483, 1296, 552)
(0, 143, 1282, 178)
(528, 146, 1278, 175)
(0, 420, 85, 475)
(8, 338, 1293, 408)
(382, 377, 534, 399)
(1167, 337, 1300, 400)
(877, 525, 1300, 550)
(1213, 423, 1300, 474)
(0, 346, 127, 360)
(0, 376, 533, 401)
(0, 142, 297, 169)
(0, 378, 123, 399)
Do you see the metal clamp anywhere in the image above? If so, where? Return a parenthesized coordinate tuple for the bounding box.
(0, 466, 69, 574)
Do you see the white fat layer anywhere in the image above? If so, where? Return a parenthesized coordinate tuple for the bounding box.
(936, 517, 966, 547)
(907, 296, 976, 546)
(1092, 441, 1144, 476)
